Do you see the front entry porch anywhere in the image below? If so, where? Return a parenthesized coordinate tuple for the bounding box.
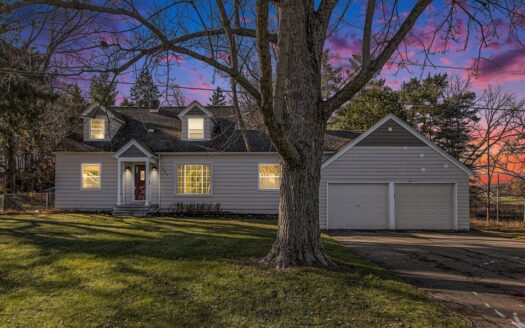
(113, 140, 160, 216)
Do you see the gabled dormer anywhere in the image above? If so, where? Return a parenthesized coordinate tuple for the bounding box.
(81, 103, 125, 142)
(178, 101, 213, 141)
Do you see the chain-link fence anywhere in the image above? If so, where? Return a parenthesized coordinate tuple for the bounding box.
(0, 192, 54, 212)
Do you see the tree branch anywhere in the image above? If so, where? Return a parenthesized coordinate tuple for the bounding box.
(1, 0, 171, 46)
(323, 0, 432, 116)
(1, 1, 278, 43)
(362, 0, 376, 67)
(256, 0, 301, 164)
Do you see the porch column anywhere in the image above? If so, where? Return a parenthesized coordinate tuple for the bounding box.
(145, 161, 150, 206)
(117, 160, 122, 205)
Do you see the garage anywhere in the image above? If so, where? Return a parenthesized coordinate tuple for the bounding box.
(327, 183, 389, 229)
(395, 183, 455, 230)
(320, 115, 471, 230)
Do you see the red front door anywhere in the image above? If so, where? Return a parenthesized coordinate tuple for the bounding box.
(134, 165, 146, 201)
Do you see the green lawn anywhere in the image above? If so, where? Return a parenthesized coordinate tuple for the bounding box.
(0, 214, 466, 327)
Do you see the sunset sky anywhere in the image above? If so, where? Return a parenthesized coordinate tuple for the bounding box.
(98, 1, 525, 105)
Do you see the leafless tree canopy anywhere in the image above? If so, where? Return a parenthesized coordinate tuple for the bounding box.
(1, 1, 523, 103)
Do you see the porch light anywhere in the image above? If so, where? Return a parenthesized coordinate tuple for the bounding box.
(152, 166, 157, 172)
(125, 166, 131, 172)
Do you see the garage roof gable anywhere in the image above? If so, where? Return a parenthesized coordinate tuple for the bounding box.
(322, 114, 474, 176)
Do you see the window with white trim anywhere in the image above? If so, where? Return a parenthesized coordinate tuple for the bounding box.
(187, 117, 204, 139)
(258, 164, 280, 190)
(176, 164, 211, 194)
(90, 119, 105, 140)
(82, 163, 101, 189)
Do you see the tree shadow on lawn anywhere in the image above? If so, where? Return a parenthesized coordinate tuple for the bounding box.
(0, 215, 388, 275)
(0, 215, 462, 327)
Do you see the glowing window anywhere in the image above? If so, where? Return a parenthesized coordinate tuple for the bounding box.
(258, 164, 280, 190)
(90, 119, 105, 140)
(187, 117, 204, 139)
(176, 164, 211, 194)
(82, 164, 101, 189)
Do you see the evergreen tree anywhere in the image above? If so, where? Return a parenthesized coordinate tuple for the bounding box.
(399, 74, 448, 138)
(208, 87, 227, 106)
(57, 84, 87, 123)
(400, 74, 479, 160)
(433, 82, 478, 160)
(329, 80, 406, 130)
(129, 68, 160, 106)
(0, 41, 56, 192)
(89, 72, 117, 107)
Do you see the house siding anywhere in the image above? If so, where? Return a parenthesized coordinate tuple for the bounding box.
(355, 119, 426, 147)
(120, 145, 146, 157)
(319, 146, 470, 230)
(55, 153, 117, 210)
(55, 153, 159, 209)
(158, 153, 280, 214)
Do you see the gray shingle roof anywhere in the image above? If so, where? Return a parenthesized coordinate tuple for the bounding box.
(55, 106, 361, 153)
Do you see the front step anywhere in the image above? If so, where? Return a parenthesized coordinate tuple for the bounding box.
(112, 204, 159, 217)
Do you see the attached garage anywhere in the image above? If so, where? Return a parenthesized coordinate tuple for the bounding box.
(395, 183, 455, 230)
(320, 114, 473, 231)
(327, 183, 389, 229)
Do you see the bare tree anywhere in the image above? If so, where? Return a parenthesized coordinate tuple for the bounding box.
(494, 109, 525, 184)
(164, 87, 186, 107)
(468, 87, 524, 220)
(2, 0, 523, 268)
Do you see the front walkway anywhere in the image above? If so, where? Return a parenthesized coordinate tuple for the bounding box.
(331, 231, 525, 328)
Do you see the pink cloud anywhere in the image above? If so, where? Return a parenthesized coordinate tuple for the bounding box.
(116, 95, 125, 105)
(197, 74, 212, 88)
(183, 74, 214, 100)
(466, 48, 525, 88)
(326, 34, 362, 57)
(384, 79, 400, 88)
(439, 57, 452, 65)
(404, 21, 467, 54)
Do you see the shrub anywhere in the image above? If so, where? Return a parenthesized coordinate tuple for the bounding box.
(172, 202, 222, 216)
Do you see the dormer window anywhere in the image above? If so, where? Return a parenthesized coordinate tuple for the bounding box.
(187, 117, 204, 139)
(90, 119, 105, 140)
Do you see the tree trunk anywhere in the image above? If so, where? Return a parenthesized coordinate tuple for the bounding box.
(262, 152, 333, 269)
(260, 0, 333, 269)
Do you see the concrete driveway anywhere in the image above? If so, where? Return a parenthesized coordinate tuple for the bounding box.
(331, 232, 525, 328)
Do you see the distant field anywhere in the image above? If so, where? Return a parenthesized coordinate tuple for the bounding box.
(500, 197, 525, 205)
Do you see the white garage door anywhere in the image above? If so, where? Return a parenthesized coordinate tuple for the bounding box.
(395, 183, 454, 230)
(328, 183, 389, 229)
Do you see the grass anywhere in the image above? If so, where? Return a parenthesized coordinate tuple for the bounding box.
(500, 196, 525, 205)
(471, 218, 525, 240)
(0, 214, 467, 327)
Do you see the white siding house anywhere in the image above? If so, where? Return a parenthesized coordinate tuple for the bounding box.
(54, 102, 472, 230)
